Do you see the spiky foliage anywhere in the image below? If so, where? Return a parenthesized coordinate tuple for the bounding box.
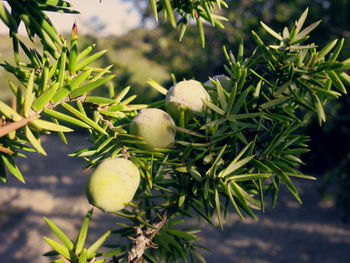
(0, 2, 349, 263)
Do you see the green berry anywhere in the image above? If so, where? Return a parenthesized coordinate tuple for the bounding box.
(165, 79, 210, 120)
(86, 158, 140, 212)
(130, 108, 176, 149)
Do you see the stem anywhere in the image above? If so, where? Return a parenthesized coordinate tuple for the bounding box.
(0, 115, 37, 138)
(0, 145, 14, 155)
(126, 210, 168, 263)
(0, 95, 85, 139)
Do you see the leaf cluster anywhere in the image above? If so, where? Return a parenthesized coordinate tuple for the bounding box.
(0, 17, 114, 183)
(38, 9, 349, 263)
(43, 209, 110, 263)
(1, 2, 349, 263)
(149, 0, 229, 47)
(0, 0, 78, 61)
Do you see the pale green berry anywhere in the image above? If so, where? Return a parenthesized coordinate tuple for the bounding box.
(165, 79, 210, 120)
(204, 74, 232, 91)
(130, 108, 176, 149)
(86, 158, 140, 212)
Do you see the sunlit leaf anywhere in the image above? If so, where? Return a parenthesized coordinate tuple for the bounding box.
(1, 153, 24, 183)
(30, 119, 73, 132)
(86, 230, 111, 259)
(43, 237, 74, 261)
(25, 126, 47, 155)
(44, 217, 74, 250)
(75, 209, 93, 255)
(260, 21, 283, 41)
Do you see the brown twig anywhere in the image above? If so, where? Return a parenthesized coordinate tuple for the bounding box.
(11, 96, 16, 112)
(127, 210, 168, 263)
(0, 94, 86, 140)
(0, 145, 14, 155)
(0, 115, 37, 138)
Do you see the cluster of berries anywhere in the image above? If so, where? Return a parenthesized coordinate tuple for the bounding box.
(86, 75, 231, 212)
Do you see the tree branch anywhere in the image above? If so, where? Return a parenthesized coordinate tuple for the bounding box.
(0, 115, 37, 138)
(0, 145, 14, 155)
(127, 210, 168, 263)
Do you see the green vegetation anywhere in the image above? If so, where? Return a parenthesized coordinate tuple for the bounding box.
(0, 1, 349, 262)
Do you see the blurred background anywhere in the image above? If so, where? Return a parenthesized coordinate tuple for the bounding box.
(0, 0, 350, 262)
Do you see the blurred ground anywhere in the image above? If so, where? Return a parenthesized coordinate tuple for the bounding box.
(0, 134, 350, 263)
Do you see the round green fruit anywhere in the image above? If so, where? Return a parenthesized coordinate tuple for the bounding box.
(86, 158, 140, 212)
(130, 108, 176, 149)
(165, 79, 210, 119)
(204, 74, 232, 91)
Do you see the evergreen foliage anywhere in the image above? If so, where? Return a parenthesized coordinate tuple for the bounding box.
(0, 1, 349, 262)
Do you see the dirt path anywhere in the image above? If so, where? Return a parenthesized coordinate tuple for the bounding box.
(1, 134, 349, 263)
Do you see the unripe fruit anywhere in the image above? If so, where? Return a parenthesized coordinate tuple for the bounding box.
(204, 74, 232, 91)
(165, 79, 210, 119)
(86, 158, 140, 212)
(130, 108, 176, 149)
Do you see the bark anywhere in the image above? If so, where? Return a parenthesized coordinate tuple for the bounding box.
(0, 116, 37, 138)
(127, 210, 168, 263)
